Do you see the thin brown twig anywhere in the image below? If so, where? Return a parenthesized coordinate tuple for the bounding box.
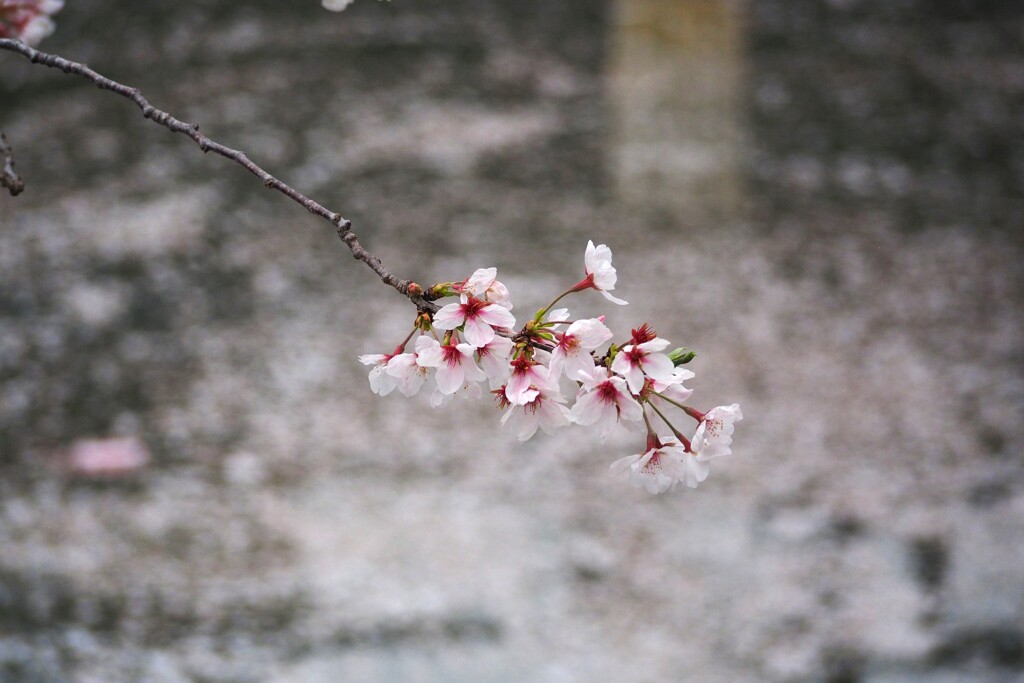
(0, 131, 25, 196)
(0, 38, 437, 312)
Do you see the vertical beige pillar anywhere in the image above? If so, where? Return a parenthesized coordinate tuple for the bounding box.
(608, 0, 746, 226)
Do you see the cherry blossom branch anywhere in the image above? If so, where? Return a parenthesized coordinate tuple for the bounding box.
(0, 37, 437, 313)
(0, 131, 24, 196)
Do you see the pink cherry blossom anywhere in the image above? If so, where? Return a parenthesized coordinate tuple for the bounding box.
(570, 366, 643, 439)
(550, 318, 613, 380)
(432, 294, 516, 348)
(462, 267, 512, 310)
(500, 384, 571, 441)
(691, 403, 743, 461)
(581, 240, 627, 305)
(505, 357, 554, 405)
(0, 0, 62, 45)
(67, 437, 150, 479)
(610, 337, 676, 394)
(416, 339, 487, 395)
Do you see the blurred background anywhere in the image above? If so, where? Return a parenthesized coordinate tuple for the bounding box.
(1, 0, 1023, 680)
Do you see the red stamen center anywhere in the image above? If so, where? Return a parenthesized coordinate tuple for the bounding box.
(630, 324, 657, 345)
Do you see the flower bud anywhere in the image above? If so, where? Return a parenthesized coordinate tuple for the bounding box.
(415, 312, 433, 331)
(668, 347, 696, 366)
(427, 283, 457, 300)
(407, 282, 424, 297)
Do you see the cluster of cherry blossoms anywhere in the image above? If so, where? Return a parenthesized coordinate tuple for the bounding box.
(359, 241, 742, 494)
(0, 0, 62, 46)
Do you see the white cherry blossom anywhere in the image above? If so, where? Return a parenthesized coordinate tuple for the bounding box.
(358, 353, 397, 396)
(544, 308, 570, 324)
(652, 367, 696, 404)
(462, 267, 512, 310)
(692, 403, 743, 461)
(609, 436, 687, 494)
(384, 335, 437, 397)
(570, 366, 643, 439)
(500, 384, 571, 441)
(550, 318, 613, 380)
(583, 240, 627, 305)
(677, 452, 711, 489)
(433, 294, 516, 348)
(430, 381, 484, 408)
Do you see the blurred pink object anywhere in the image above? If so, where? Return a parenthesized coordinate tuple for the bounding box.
(67, 437, 150, 478)
(0, 0, 64, 46)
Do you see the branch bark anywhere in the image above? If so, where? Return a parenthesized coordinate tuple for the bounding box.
(0, 38, 437, 312)
(1, 131, 24, 196)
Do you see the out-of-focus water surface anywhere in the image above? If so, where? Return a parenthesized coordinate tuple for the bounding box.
(1, 0, 1022, 680)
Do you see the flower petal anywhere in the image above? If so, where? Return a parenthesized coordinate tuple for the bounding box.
(478, 304, 516, 329)
(462, 316, 496, 347)
(432, 303, 465, 330)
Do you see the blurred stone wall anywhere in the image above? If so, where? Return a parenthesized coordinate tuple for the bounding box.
(1, 1, 1022, 681)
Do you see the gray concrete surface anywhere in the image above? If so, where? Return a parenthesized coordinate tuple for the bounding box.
(1, 0, 1022, 681)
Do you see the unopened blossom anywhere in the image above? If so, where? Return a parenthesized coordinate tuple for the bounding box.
(358, 353, 398, 396)
(500, 384, 571, 441)
(462, 267, 512, 310)
(692, 403, 743, 461)
(550, 318, 613, 380)
(505, 356, 554, 405)
(433, 294, 516, 348)
(570, 366, 643, 439)
(476, 335, 514, 389)
(610, 336, 676, 394)
(582, 240, 627, 305)
(417, 338, 487, 395)
(383, 336, 437, 397)
(609, 435, 689, 494)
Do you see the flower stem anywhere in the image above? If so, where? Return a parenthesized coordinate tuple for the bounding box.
(394, 326, 419, 354)
(535, 287, 577, 323)
(655, 392, 705, 422)
(642, 409, 657, 437)
(649, 401, 692, 451)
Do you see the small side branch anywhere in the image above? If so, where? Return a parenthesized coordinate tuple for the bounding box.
(1, 131, 24, 196)
(0, 38, 436, 312)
